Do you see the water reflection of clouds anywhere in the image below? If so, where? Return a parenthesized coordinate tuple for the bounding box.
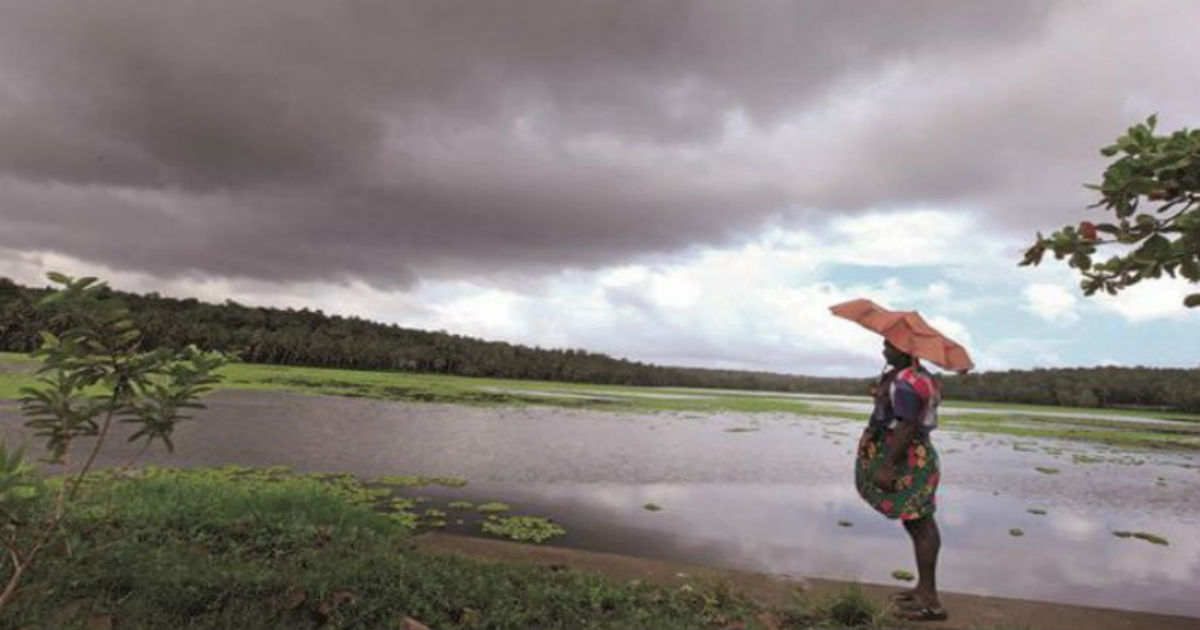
(6, 392, 1197, 616)
(520, 481, 1200, 617)
(1047, 512, 1099, 540)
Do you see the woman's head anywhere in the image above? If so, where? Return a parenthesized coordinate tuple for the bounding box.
(882, 340, 913, 368)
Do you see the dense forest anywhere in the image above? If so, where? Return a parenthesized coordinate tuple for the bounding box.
(2, 277, 1198, 412)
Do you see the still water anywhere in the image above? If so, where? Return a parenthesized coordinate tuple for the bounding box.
(2, 390, 1196, 616)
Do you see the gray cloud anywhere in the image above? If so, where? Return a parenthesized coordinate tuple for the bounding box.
(0, 0, 1193, 287)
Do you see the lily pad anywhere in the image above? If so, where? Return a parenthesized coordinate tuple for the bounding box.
(725, 427, 758, 433)
(891, 569, 915, 582)
(1026, 508, 1047, 516)
(1112, 530, 1168, 545)
(376, 475, 467, 487)
(1009, 528, 1024, 537)
(447, 501, 474, 510)
(837, 520, 853, 527)
(480, 516, 566, 543)
(1034, 467, 1060, 475)
(643, 502, 663, 511)
(476, 502, 511, 513)
(1133, 532, 1169, 545)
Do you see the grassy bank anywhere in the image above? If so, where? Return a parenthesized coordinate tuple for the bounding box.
(0, 467, 892, 630)
(3, 352, 1199, 451)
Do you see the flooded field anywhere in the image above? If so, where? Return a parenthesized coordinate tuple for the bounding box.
(2, 389, 1197, 617)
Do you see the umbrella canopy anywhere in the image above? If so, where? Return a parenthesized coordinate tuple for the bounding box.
(829, 298, 975, 372)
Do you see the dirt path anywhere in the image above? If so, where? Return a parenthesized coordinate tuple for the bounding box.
(416, 533, 1200, 630)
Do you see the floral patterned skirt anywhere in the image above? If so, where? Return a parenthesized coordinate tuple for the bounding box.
(855, 427, 940, 521)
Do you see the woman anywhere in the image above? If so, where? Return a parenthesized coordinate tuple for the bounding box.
(855, 340, 946, 622)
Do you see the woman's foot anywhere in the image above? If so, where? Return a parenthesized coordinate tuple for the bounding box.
(894, 596, 948, 622)
(895, 604, 948, 622)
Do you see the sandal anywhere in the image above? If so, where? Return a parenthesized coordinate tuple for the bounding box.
(894, 604, 949, 622)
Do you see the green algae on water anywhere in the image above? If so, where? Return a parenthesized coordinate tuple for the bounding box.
(375, 475, 468, 488)
(1112, 530, 1169, 545)
(481, 515, 566, 543)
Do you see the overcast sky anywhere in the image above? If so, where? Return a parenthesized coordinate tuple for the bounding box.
(1, 1, 1198, 376)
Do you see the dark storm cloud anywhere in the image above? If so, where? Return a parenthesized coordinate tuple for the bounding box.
(1, 0, 1192, 287)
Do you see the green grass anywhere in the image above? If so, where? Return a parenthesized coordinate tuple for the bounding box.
(0, 466, 896, 629)
(941, 414, 1200, 452)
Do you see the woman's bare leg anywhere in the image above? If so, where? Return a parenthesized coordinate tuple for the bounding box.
(902, 515, 941, 607)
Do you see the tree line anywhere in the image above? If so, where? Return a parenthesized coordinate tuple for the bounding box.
(2, 276, 1197, 412)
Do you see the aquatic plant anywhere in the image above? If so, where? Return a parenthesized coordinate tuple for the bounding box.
(375, 475, 468, 488)
(481, 515, 566, 543)
(1113, 531, 1169, 545)
(890, 570, 914, 582)
(643, 502, 663, 511)
(477, 501, 512, 513)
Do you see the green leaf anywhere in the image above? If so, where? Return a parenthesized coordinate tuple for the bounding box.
(1180, 258, 1200, 281)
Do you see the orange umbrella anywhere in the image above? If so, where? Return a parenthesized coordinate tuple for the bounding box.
(829, 298, 974, 372)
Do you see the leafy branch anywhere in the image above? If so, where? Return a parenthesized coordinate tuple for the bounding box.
(0, 273, 230, 610)
(1021, 115, 1200, 307)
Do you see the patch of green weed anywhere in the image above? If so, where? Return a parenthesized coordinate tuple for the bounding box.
(890, 569, 914, 582)
(480, 515, 566, 543)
